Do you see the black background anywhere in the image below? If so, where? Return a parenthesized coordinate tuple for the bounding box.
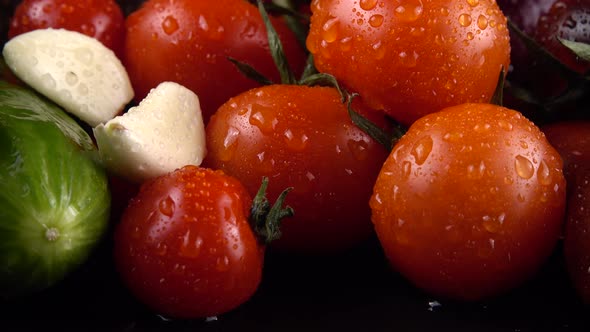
(1, 234, 589, 332)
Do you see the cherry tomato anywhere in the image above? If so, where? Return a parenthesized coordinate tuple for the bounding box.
(535, 0, 590, 74)
(497, 0, 554, 82)
(8, 0, 126, 60)
(305, 0, 511, 126)
(370, 103, 566, 301)
(497, 0, 555, 35)
(543, 121, 590, 190)
(563, 169, 590, 304)
(204, 84, 389, 253)
(114, 166, 264, 319)
(124, 0, 308, 123)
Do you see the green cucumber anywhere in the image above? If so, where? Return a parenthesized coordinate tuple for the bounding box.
(0, 80, 110, 297)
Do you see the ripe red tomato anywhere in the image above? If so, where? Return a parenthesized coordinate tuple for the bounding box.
(204, 84, 389, 253)
(124, 0, 308, 123)
(370, 103, 566, 301)
(535, 0, 590, 74)
(8, 0, 126, 59)
(114, 166, 264, 319)
(305, 0, 511, 126)
(543, 121, 590, 190)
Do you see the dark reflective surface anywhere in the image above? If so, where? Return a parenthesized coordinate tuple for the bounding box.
(2, 235, 589, 332)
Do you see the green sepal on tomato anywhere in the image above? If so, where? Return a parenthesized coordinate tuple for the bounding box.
(204, 0, 390, 254)
(0, 80, 111, 298)
(114, 166, 293, 319)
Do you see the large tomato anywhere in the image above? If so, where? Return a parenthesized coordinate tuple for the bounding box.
(114, 166, 268, 319)
(204, 84, 389, 254)
(370, 103, 566, 301)
(124, 0, 308, 123)
(305, 0, 511, 126)
(8, 0, 126, 59)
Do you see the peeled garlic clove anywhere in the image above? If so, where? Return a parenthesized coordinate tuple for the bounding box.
(2, 28, 134, 127)
(93, 81, 206, 183)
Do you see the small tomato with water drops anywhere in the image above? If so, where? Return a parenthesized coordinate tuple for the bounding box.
(370, 103, 566, 301)
(8, 0, 126, 60)
(124, 0, 307, 123)
(114, 166, 292, 319)
(306, 0, 511, 126)
(204, 85, 390, 254)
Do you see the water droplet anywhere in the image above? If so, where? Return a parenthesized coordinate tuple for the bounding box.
(537, 160, 552, 185)
(444, 79, 457, 90)
(443, 131, 463, 142)
(458, 13, 472, 27)
(283, 128, 309, 151)
(348, 139, 369, 161)
(467, 0, 479, 7)
(59, 89, 72, 101)
(159, 196, 175, 217)
(398, 50, 418, 67)
(394, 0, 424, 22)
(65, 71, 78, 86)
(249, 104, 278, 134)
(498, 119, 513, 131)
(515, 155, 534, 179)
(322, 16, 340, 43)
(482, 215, 502, 233)
(477, 14, 488, 30)
(74, 47, 93, 64)
(373, 41, 386, 59)
(339, 36, 353, 51)
(162, 15, 179, 35)
(411, 136, 433, 165)
(256, 151, 276, 172)
(41, 73, 56, 89)
(402, 161, 412, 178)
(369, 14, 384, 27)
(360, 0, 378, 10)
(392, 185, 401, 201)
(473, 123, 491, 133)
(467, 161, 486, 180)
(180, 230, 203, 258)
(155, 243, 168, 256)
(198, 15, 209, 31)
(28, 55, 39, 67)
(216, 255, 230, 272)
(219, 126, 240, 161)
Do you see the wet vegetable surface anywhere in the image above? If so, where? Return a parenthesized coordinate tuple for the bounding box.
(1, 237, 589, 331)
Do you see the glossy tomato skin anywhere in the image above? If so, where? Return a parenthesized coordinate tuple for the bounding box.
(124, 0, 308, 123)
(543, 121, 590, 190)
(535, 0, 590, 74)
(563, 170, 590, 303)
(114, 166, 263, 319)
(306, 0, 510, 126)
(8, 0, 125, 59)
(370, 103, 566, 301)
(204, 85, 389, 254)
(497, 0, 554, 82)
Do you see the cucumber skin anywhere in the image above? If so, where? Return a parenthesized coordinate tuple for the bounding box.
(0, 81, 111, 297)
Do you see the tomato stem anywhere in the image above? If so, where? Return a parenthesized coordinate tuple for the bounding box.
(490, 66, 506, 107)
(346, 93, 405, 152)
(257, 0, 297, 85)
(250, 177, 294, 244)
